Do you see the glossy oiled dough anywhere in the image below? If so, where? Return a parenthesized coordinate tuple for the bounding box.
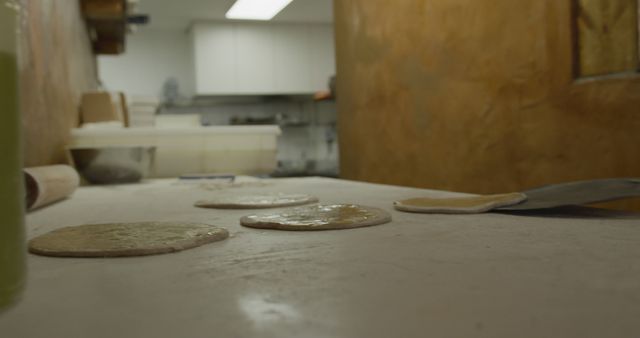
(240, 204, 392, 231)
(394, 192, 527, 214)
(195, 193, 319, 209)
(28, 222, 229, 258)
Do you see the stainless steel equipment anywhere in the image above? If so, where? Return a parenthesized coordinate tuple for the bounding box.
(497, 178, 640, 210)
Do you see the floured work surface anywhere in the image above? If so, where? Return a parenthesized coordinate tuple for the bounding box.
(195, 193, 319, 209)
(2, 177, 640, 338)
(29, 222, 229, 257)
(240, 204, 391, 230)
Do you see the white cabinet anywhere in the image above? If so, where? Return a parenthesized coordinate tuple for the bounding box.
(273, 24, 313, 93)
(192, 22, 335, 95)
(192, 23, 235, 94)
(236, 24, 275, 94)
(309, 25, 336, 91)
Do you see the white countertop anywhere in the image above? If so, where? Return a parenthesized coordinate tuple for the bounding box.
(2, 177, 640, 338)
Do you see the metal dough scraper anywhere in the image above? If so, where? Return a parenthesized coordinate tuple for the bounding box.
(498, 178, 640, 210)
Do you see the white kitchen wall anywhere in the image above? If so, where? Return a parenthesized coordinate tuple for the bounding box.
(98, 29, 196, 99)
(99, 22, 334, 98)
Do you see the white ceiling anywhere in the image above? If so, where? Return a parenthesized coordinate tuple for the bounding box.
(136, 0, 334, 30)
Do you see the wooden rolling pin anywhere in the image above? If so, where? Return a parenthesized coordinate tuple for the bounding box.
(24, 165, 80, 211)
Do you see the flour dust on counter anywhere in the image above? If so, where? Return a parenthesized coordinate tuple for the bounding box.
(28, 222, 229, 258)
(195, 193, 319, 209)
(191, 179, 274, 191)
(240, 204, 391, 231)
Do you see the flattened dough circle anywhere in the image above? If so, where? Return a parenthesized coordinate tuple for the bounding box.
(195, 193, 319, 209)
(394, 192, 527, 214)
(240, 204, 392, 231)
(28, 222, 229, 258)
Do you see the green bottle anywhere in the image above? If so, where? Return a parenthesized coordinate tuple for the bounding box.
(0, 0, 26, 311)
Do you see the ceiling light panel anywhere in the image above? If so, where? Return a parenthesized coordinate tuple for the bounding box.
(226, 0, 294, 21)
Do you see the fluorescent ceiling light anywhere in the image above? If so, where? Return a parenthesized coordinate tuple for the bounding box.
(226, 0, 294, 21)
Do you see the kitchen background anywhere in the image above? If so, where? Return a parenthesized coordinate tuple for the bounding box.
(6, 0, 640, 334)
(98, 0, 337, 177)
(17, 0, 640, 210)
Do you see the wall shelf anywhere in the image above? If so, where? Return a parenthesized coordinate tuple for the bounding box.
(81, 0, 127, 55)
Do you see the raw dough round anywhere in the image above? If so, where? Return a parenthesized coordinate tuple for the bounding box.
(195, 193, 319, 209)
(394, 192, 527, 214)
(240, 204, 392, 231)
(28, 222, 229, 258)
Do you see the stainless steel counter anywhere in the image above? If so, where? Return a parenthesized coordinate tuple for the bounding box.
(1, 177, 640, 338)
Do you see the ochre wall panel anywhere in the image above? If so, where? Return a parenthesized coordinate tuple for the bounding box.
(576, 0, 639, 76)
(20, 0, 99, 166)
(335, 0, 640, 210)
